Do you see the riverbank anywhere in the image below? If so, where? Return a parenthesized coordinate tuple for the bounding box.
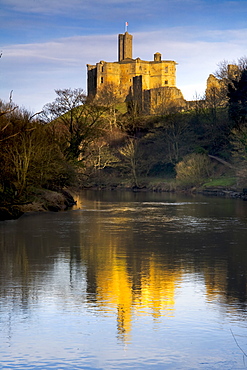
(1, 177, 246, 221)
(84, 183, 247, 199)
(81, 174, 247, 197)
(0, 188, 76, 221)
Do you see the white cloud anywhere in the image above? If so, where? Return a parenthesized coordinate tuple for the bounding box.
(133, 27, 247, 98)
(0, 0, 199, 13)
(0, 0, 208, 23)
(0, 34, 117, 111)
(1, 26, 247, 111)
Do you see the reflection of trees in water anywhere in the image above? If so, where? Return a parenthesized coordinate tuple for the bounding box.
(1, 198, 247, 341)
(77, 203, 247, 323)
(0, 214, 82, 313)
(180, 229, 247, 308)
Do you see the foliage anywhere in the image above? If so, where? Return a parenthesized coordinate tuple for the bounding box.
(231, 125, 247, 162)
(175, 153, 213, 186)
(0, 102, 76, 204)
(158, 112, 192, 164)
(228, 69, 247, 129)
(4, 57, 247, 200)
(230, 125, 247, 186)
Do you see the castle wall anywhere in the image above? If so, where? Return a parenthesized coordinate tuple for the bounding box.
(88, 59, 177, 101)
(133, 75, 143, 112)
(144, 86, 185, 114)
(86, 31, 181, 112)
(87, 64, 97, 97)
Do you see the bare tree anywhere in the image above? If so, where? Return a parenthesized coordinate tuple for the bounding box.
(0, 105, 70, 197)
(0, 99, 19, 142)
(43, 88, 106, 161)
(119, 138, 139, 186)
(212, 57, 247, 92)
(93, 83, 122, 130)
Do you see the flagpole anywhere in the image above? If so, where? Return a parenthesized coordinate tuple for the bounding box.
(125, 22, 128, 33)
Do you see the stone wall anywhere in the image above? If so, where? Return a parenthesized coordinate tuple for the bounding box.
(87, 31, 182, 112)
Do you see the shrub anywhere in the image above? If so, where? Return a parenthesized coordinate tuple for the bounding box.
(175, 153, 213, 186)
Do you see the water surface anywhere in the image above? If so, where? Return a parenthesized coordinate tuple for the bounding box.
(0, 191, 247, 369)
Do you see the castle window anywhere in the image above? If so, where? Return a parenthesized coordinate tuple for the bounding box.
(165, 66, 168, 73)
(102, 66, 104, 72)
(165, 80, 168, 85)
(101, 77, 104, 83)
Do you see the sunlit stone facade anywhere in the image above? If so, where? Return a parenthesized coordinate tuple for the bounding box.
(87, 32, 185, 113)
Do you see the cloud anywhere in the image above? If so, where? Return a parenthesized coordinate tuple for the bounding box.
(1, 0, 198, 14)
(1, 26, 247, 111)
(133, 27, 247, 97)
(0, 34, 117, 111)
(0, 0, 215, 26)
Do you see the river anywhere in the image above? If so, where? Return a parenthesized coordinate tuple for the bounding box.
(0, 190, 247, 369)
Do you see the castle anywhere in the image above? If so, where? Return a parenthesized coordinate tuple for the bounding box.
(87, 31, 185, 114)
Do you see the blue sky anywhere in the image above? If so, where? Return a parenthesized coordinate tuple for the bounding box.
(1, 0, 247, 112)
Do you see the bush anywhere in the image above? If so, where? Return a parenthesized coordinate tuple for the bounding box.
(175, 153, 213, 186)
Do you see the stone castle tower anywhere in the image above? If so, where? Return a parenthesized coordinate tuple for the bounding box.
(118, 32, 133, 61)
(87, 32, 184, 113)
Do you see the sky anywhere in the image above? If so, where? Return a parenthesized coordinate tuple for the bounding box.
(1, 0, 247, 113)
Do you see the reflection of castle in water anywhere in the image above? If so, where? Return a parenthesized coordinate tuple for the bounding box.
(96, 254, 179, 340)
(1, 199, 247, 342)
(77, 214, 181, 341)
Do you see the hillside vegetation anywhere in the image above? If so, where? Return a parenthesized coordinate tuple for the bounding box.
(1, 61, 247, 218)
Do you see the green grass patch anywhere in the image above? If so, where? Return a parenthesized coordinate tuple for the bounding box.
(202, 177, 236, 188)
